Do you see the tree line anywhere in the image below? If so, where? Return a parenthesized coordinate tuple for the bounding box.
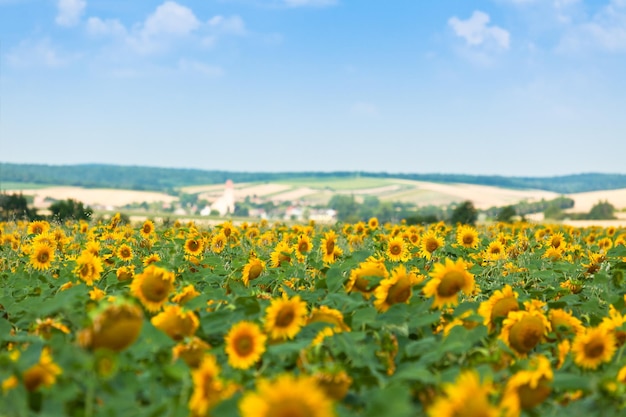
(3, 163, 626, 194)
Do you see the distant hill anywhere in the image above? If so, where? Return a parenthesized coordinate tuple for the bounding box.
(1, 162, 626, 194)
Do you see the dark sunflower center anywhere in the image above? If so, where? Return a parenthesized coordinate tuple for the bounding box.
(425, 239, 439, 253)
(37, 251, 50, 263)
(509, 316, 544, 354)
(437, 271, 466, 297)
(584, 339, 605, 359)
(275, 308, 295, 328)
(234, 335, 253, 356)
(463, 234, 475, 245)
(248, 263, 263, 280)
(390, 244, 402, 256)
(141, 277, 170, 302)
(326, 240, 335, 254)
(491, 297, 519, 321)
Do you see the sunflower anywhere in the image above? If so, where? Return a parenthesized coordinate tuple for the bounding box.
(427, 370, 499, 417)
(140, 220, 155, 239)
(295, 234, 312, 262)
(173, 337, 211, 368)
(151, 305, 199, 341)
(368, 217, 379, 230)
(419, 230, 444, 260)
(116, 243, 134, 262)
(171, 284, 200, 305)
(130, 264, 176, 312)
(542, 246, 564, 261)
(456, 225, 480, 249)
(225, 321, 267, 370)
(483, 240, 507, 261)
(500, 310, 551, 356)
(34, 318, 70, 340)
(21, 348, 62, 392)
(116, 265, 135, 281)
(572, 326, 616, 370)
(210, 232, 227, 254)
(184, 237, 205, 257)
(477, 284, 519, 332)
(78, 302, 143, 352)
(264, 294, 308, 340)
(501, 355, 553, 417)
(242, 257, 265, 286)
(373, 265, 420, 312)
(189, 355, 235, 417)
(270, 241, 293, 268)
(385, 236, 410, 262)
(29, 242, 55, 271)
(27, 220, 50, 236)
(308, 305, 350, 345)
(314, 369, 353, 401)
(321, 230, 342, 264)
(239, 374, 335, 417)
(346, 258, 388, 299)
(142, 253, 161, 266)
(549, 309, 584, 339)
(74, 250, 104, 286)
(423, 258, 475, 309)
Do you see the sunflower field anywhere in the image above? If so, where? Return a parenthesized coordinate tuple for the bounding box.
(2, 215, 626, 416)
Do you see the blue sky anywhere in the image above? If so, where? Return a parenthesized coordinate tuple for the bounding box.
(1, 0, 625, 176)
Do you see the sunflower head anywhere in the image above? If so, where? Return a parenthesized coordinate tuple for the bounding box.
(225, 321, 267, 370)
(423, 258, 475, 309)
(572, 326, 617, 370)
(151, 305, 199, 341)
(130, 264, 176, 312)
(79, 301, 144, 352)
(264, 294, 308, 340)
(373, 265, 420, 312)
(501, 310, 551, 356)
(239, 374, 335, 417)
(346, 258, 388, 299)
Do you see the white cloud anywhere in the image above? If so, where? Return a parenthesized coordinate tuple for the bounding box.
(142, 1, 200, 37)
(55, 0, 86, 27)
(449, 11, 510, 49)
(178, 59, 223, 77)
(208, 15, 246, 36)
(6, 38, 67, 68)
(86, 17, 126, 37)
(283, 0, 337, 7)
(559, 0, 626, 52)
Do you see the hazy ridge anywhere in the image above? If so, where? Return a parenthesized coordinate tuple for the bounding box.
(2, 162, 626, 194)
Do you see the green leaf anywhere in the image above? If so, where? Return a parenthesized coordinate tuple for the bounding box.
(553, 372, 593, 391)
(364, 384, 414, 417)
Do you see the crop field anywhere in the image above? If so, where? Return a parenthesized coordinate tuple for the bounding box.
(1, 217, 626, 416)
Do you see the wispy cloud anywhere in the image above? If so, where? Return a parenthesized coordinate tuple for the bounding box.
(56, 0, 86, 27)
(178, 59, 224, 77)
(449, 11, 510, 49)
(559, 0, 626, 52)
(6, 38, 69, 68)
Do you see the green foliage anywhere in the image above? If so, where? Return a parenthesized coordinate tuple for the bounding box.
(586, 200, 616, 220)
(0, 192, 38, 221)
(449, 200, 477, 225)
(48, 199, 93, 221)
(495, 205, 517, 223)
(4, 163, 626, 193)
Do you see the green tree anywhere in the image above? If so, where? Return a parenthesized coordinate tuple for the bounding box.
(48, 199, 93, 221)
(450, 201, 478, 226)
(0, 192, 38, 221)
(496, 205, 517, 223)
(586, 200, 616, 220)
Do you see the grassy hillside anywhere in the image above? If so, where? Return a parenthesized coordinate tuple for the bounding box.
(2, 162, 626, 194)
